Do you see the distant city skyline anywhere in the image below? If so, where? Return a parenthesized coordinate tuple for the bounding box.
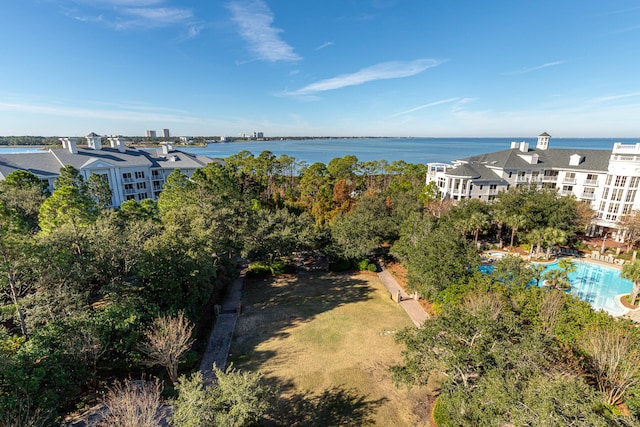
(1, 1, 640, 137)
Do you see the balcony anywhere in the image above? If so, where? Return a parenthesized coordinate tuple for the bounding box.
(516, 176, 528, 183)
(583, 179, 599, 186)
(542, 175, 558, 182)
(562, 178, 577, 185)
(559, 190, 574, 196)
(122, 177, 134, 183)
(580, 192, 596, 200)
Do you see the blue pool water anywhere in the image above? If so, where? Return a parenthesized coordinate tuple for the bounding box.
(480, 261, 632, 316)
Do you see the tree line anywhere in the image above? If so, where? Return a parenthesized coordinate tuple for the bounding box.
(3, 148, 640, 425)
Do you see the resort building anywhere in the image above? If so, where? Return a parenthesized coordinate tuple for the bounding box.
(426, 133, 640, 241)
(0, 133, 215, 208)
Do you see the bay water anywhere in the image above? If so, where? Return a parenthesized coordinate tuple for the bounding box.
(3, 137, 638, 165)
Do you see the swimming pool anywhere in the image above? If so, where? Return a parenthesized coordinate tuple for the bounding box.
(541, 261, 631, 316)
(479, 260, 632, 316)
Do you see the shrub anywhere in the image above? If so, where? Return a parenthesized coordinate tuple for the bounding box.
(356, 259, 371, 271)
(367, 263, 377, 272)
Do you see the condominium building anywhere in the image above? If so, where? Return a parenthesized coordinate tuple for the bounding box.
(426, 133, 640, 241)
(162, 129, 170, 138)
(0, 133, 215, 208)
(146, 130, 157, 138)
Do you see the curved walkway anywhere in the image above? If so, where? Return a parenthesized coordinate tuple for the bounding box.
(377, 267, 429, 327)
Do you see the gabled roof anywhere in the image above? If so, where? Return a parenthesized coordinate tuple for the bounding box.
(458, 147, 610, 172)
(87, 132, 100, 137)
(0, 152, 63, 179)
(51, 147, 154, 168)
(0, 147, 216, 180)
(445, 162, 508, 184)
(539, 132, 551, 137)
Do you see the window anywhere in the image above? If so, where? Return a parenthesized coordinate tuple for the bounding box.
(135, 171, 145, 179)
(614, 176, 627, 187)
(562, 185, 573, 192)
(508, 172, 513, 178)
(626, 190, 637, 203)
(611, 188, 623, 201)
(608, 203, 619, 214)
(606, 175, 613, 186)
(599, 201, 606, 211)
(602, 188, 609, 200)
(479, 185, 483, 190)
(623, 204, 634, 215)
(136, 182, 147, 190)
(631, 177, 640, 188)
(490, 184, 497, 190)
(122, 172, 132, 182)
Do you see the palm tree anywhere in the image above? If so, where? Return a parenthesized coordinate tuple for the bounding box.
(621, 261, 640, 306)
(558, 258, 577, 274)
(527, 228, 546, 259)
(543, 269, 571, 291)
(530, 264, 546, 286)
(543, 227, 567, 260)
(506, 214, 528, 248)
(469, 211, 490, 245)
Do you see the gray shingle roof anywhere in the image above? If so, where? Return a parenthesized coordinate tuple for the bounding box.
(0, 152, 63, 179)
(458, 148, 610, 173)
(51, 147, 155, 168)
(0, 147, 216, 180)
(445, 162, 508, 183)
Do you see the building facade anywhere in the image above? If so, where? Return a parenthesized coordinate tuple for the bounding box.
(0, 133, 215, 208)
(426, 133, 640, 241)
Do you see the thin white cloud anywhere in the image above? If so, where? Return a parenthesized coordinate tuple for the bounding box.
(282, 59, 445, 97)
(505, 61, 565, 75)
(315, 41, 334, 50)
(118, 7, 192, 27)
(64, 0, 199, 33)
(589, 91, 640, 103)
(227, 0, 301, 62)
(0, 101, 196, 123)
(388, 98, 460, 118)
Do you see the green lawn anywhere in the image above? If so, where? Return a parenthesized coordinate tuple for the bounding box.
(229, 271, 432, 426)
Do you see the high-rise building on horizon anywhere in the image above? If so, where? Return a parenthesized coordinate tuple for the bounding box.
(162, 128, 170, 138)
(146, 130, 157, 138)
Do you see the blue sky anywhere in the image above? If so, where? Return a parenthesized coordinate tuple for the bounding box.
(1, 0, 640, 137)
